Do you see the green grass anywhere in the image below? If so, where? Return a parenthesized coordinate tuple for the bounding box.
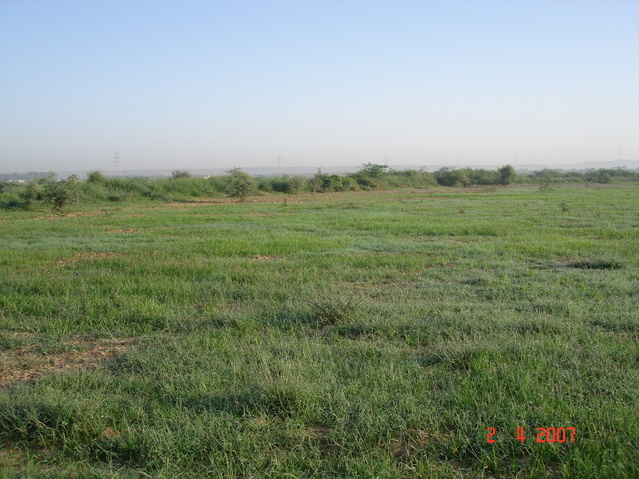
(1, 185, 638, 477)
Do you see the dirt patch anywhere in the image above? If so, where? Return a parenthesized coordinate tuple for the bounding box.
(0, 335, 138, 386)
(252, 254, 276, 261)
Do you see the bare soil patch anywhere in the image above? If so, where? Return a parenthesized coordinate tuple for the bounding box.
(0, 335, 138, 386)
(252, 254, 276, 261)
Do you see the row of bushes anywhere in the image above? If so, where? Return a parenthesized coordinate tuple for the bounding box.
(2, 164, 637, 211)
(528, 168, 638, 184)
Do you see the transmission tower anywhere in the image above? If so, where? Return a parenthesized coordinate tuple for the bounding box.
(114, 150, 121, 177)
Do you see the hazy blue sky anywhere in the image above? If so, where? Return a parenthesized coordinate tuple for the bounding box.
(1, 0, 638, 173)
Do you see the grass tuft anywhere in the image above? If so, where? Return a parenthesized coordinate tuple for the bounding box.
(309, 289, 363, 326)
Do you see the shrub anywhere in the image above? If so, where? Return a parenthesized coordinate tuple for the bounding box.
(0, 192, 22, 209)
(498, 164, 517, 185)
(597, 172, 612, 184)
(435, 167, 472, 187)
(351, 163, 389, 189)
(257, 177, 274, 192)
(469, 169, 499, 185)
(386, 169, 437, 188)
(226, 168, 257, 201)
(355, 176, 384, 190)
(266, 175, 308, 194)
(87, 170, 106, 184)
(42, 175, 80, 211)
(18, 180, 41, 208)
(308, 170, 327, 192)
(357, 162, 388, 179)
(79, 181, 109, 201)
(206, 176, 227, 194)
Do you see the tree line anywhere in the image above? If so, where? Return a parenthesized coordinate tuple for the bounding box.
(1, 164, 637, 211)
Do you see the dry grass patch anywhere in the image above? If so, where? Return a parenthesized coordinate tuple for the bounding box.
(0, 335, 137, 386)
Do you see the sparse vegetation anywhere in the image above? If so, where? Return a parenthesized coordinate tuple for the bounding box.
(2, 165, 637, 212)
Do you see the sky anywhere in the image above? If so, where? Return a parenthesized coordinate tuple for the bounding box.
(1, 0, 638, 173)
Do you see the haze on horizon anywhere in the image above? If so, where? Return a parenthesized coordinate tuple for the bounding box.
(1, 0, 638, 174)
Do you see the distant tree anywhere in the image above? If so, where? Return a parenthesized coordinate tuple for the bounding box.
(358, 162, 388, 179)
(226, 168, 257, 201)
(498, 164, 517, 185)
(171, 170, 191, 179)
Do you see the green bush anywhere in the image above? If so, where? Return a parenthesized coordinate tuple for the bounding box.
(435, 167, 472, 187)
(386, 169, 437, 188)
(308, 169, 326, 192)
(206, 176, 228, 194)
(0, 192, 22, 209)
(350, 163, 389, 189)
(257, 177, 274, 192)
(18, 180, 41, 208)
(498, 164, 518, 185)
(86, 170, 106, 184)
(42, 175, 80, 211)
(79, 183, 104, 201)
(226, 168, 258, 201)
(264, 175, 308, 194)
(468, 169, 498, 185)
(355, 176, 385, 190)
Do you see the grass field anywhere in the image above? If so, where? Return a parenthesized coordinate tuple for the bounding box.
(1, 184, 638, 478)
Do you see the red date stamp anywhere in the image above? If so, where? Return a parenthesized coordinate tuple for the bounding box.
(487, 427, 576, 443)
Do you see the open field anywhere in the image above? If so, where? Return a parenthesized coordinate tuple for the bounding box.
(1, 185, 638, 478)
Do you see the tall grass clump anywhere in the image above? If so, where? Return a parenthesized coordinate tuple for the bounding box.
(309, 288, 363, 326)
